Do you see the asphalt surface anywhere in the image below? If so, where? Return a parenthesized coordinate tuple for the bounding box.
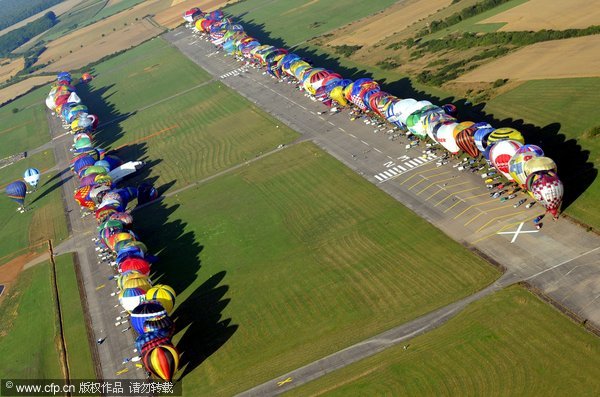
(47, 112, 146, 381)
(163, 26, 600, 394)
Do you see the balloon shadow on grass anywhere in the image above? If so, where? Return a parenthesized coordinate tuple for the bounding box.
(220, 17, 597, 211)
(132, 199, 236, 379)
(29, 172, 72, 205)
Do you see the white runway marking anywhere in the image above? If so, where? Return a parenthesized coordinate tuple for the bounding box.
(525, 246, 600, 281)
(497, 222, 539, 243)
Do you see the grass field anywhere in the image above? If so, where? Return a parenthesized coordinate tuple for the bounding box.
(134, 142, 498, 396)
(55, 253, 96, 379)
(485, 77, 600, 228)
(0, 150, 56, 188)
(83, 38, 298, 190)
(0, 84, 51, 159)
(0, 262, 63, 378)
(224, 0, 397, 46)
(0, 255, 94, 379)
(287, 285, 600, 396)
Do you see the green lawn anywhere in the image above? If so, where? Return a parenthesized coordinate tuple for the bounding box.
(0, 149, 55, 188)
(85, 38, 211, 114)
(287, 285, 600, 396)
(55, 253, 96, 379)
(82, 38, 298, 190)
(0, 84, 51, 159)
(134, 142, 498, 396)
(88, 0, 146, 24)
(485, 77, 600, 228)
(224, 0, 397, 46)
(0, 262, 63, 378)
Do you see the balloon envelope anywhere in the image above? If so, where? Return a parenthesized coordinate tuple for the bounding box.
(24, 168, 41, 187)
(146, 285, 176, 314)
(142, 344, 179, 381)
(5, 181, 27, 206)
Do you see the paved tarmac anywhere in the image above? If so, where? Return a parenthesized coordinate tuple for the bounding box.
(47, 112, 146, 381)
(165, 27, 600, 328)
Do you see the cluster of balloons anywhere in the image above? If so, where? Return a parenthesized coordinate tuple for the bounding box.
(47, 72, 178, 381)
(183, 8, 564, 218)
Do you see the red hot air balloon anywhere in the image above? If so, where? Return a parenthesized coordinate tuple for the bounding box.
(143, 344, 180, 381)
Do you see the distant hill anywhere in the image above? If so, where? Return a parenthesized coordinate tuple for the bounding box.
(0, 0, 63, 31)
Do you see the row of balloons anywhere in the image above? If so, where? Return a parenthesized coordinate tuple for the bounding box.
(183, 7, 564, 218)
(46, 71, 180, 382)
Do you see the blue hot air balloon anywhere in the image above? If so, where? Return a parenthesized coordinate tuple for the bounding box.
(23, 168, 41, 187)
(5, 181, 27, 208)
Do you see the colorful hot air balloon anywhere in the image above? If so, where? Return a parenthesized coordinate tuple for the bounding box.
(509, 151, 542, 187)
(119, 287, 147, 312)
(523, 156, 557, 178)
(24, 168, 41, 187)
(5, 181, 27, 208)
(489, 140, 523, 181)
(136, 329, 172, 354)
(131, 301, 167, 334)
(119, 257, 151, 275)
(143, 344, 179, 381)
(486, 127, 525, 146)
(123, 276, 152, 291)
(146, 285, 176, 314)
(143, 314, 174, 334)
(528, 171, 564, 218)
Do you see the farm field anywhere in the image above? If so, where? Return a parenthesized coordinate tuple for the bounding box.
(480, 0, 600, 31)
(0, 84, 52, 158)
(0, 150, 55, 188)
(224, 0, 398, 46)
(133, 141, 499, 396)
(0, 58, 24, 84)
(0, 76, 54, 105)
(484, 77, 600, 228)
(326, 0, 452, 47)
(287, 285, 600, 396)
(456, 35, 600, 82)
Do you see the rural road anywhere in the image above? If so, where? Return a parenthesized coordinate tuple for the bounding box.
(163, 26, 600, 393)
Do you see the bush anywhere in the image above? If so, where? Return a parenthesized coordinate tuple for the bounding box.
(11, 108, 19, 114)
(493, 78, 508, 88)
(583, 126, 600, 139)
(376, 58, 400, 70)
(331, 45, 362, 57)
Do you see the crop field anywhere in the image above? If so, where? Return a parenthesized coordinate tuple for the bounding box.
(456, 35, 600, 82)
(133, 142, 498, 396)
(0, 76, 54, 105)
(55, 254, 96, 379)
(0, 57, 24, 84)
(485, 77, 600, 228)
(287, 285, 600, 396)
(0, 84, 51, 158)
(224, 0, 397, 47)
(480, 0, 600, 31)
(326, 0, 452, 47)
(82, 38, 297, 190)
(424, 0, 529, 40)
(0, 255, 93, 379)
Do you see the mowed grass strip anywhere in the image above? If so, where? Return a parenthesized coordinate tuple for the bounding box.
(55, 253, 96, 379)
(101, 81, 299, 189)
(135, 142, 498, 396)
(0, 262, 64, 378)
(0, 150, 56, 188)
(85, 38, 211, 114)
(0, 85, 51, 159)
(225, 0, 397, 46)
(287, 285, 600, 396)
(485, 77, 600, 227)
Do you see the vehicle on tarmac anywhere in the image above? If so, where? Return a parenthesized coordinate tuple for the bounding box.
(514, 199, 527, 208)
(525, 202, 536, 209)
(507, 194, 517, 199)
(500, 197, 508, 202)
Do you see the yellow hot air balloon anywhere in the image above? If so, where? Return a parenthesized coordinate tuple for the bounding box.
(123, 276, 152, 291)
(117, 271, 145, 290)
(329, 86, 348, 106)
(487, 127, 524, 145)
(523, 156, 557, 177)
(146, 285, 177, 314)
(452, 121, 474, 138)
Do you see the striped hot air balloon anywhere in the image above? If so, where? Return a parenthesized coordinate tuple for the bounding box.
(143, 344, 180, 381)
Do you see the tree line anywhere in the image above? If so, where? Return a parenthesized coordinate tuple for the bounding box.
(0, 0, 62, 31)
(0, 11, 58, 58)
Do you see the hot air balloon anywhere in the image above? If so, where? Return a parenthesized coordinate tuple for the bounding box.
(474, 127, 495, 153)
(487, 127, 525, 146)
(136, 329, 172, 354)
(123, 276, 152, 291)
(24, 168, 41, 188)
(119, 287, 147, 312)
(143, 314, 174, 334)
(523, 156, 557, 178)
(119, 257, 151, 275)
(508, 151, 542, 187)
(131, 302, 167, 334)
(489, 140, 523, 181)
(146, 285, 176, 314)
(117, 270, 145, 290)
(435, 121, 461, 154)
(81, 73, 93, 83)
(143, 344, 179, 381)
(5, 181, 27, 209)
(527, 171, 564, 219)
